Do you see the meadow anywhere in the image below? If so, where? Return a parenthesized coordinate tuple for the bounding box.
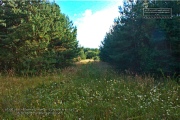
(0, 61, 179, 119)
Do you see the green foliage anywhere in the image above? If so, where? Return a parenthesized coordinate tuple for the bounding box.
(93, 56, 100, 61)
(0, 0, 79, 74)
(100, 0, 180, 76)
(78, 47, 100, 60)
(86, 51, 97, 59)
(0, 62, 179, 119)
(79, 47, 86, 60)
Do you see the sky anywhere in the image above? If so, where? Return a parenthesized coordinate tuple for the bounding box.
(53, 0, 123, 48)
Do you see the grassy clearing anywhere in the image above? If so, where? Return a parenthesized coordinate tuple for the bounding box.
(0, 62, 179, 119)
(75, 59, 98, 64)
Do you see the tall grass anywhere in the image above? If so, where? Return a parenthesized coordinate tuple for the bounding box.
(0, 62, 179, 119)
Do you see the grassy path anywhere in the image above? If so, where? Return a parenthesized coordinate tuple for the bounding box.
(0, 61, 179, 119)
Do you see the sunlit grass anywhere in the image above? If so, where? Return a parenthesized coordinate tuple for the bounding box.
(76, 59, 99, 64)
(0, 62, 179, 119)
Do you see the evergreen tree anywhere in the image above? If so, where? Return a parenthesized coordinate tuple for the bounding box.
(100, 0, 180, 76)
(0, 0, 79, 74)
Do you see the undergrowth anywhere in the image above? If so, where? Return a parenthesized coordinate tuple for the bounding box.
(0, 62, 179, 119)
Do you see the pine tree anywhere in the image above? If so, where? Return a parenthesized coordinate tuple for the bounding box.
(0, 0, 79, 74)
(100, 0, 180, 76)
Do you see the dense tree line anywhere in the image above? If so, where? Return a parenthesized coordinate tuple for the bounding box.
(100, 0, 180, 76)
(0, 0, 79, 75)
(78, 47, 100, 60)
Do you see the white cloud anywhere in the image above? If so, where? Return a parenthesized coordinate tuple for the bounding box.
(74, 2, 122, 48)
(83, 9, 92, 17)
